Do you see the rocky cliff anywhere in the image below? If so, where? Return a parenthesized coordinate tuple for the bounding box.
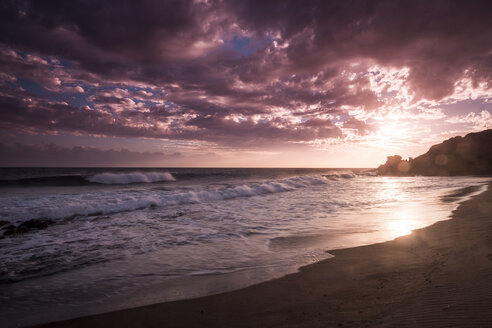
(377, 129, 492, 176)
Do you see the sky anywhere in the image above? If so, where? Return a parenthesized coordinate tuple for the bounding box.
(0, 0, 491, 167)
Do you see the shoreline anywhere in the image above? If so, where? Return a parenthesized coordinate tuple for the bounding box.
(37, 183, 492, 327)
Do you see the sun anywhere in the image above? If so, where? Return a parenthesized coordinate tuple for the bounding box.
(379, 122, 403, 138)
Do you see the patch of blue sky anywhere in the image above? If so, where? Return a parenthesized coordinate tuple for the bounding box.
(224, 34, 272, 57)
(138, 99, 161, 107)
(331, 113, 350, 123)
(17, 78, 50, 96)
(4, 80, 18, 89)
(232, 36, 250, 53)
(58, 59, 73, 69)
(17, 76, 172, 110)
(56, 91, 90, 108)
(440, 99, 492, 116)
(126, 85, 153, 93)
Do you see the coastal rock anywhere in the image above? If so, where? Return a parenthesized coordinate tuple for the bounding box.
(378, 129, 492, 176)
(376, 155, 410, 176)
(2, 218, 55, 237)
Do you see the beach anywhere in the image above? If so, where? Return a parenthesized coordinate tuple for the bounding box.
(2, 0, 492, 326)
(4, 170, 486, 327)
(36, 182, 492, 327)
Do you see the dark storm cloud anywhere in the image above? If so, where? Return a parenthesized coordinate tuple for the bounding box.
(0, 0, 491, 146)
(0, 0, 207, 72)
(228, 0, 492, 98)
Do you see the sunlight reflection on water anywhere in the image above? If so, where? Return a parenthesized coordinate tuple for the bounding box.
(376, 177, 435, 239)
(0, 173, 488, 327)
(387, 219, 415, 238)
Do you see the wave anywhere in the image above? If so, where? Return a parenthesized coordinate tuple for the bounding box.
(0, 171, 175, 187)
(86, 172, 175, 184)
(1, 175, 330, 224)
(320, 170, 376, 180)
(323, 172, 356, 179)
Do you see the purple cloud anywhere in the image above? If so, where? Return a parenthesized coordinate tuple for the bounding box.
(0, 0, 490, 156)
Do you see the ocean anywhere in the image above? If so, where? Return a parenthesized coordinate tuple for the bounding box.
(0, 168, 489, 327)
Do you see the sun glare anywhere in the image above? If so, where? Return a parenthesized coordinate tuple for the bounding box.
(387, 219, 415, 238)
(379, 122, 403, 138)
(377, 178, 419, 238)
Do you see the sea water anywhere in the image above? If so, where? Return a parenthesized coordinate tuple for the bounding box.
(0, 168, 488, 326)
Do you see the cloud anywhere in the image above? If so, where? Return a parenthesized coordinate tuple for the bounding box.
(63, 85, 84, 93)
(74, 85, 84, 93)
(0, 47, 63, 90)
(0, 0, 490, 150)
(0, 86, 343, 146)
(0, 142, 172, 166)
(0, 142, 228, 167)
(446, 110, 492, 130)
(341, 117, 374, 135)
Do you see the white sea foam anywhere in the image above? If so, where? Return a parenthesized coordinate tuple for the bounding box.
(323, 171, 357, 179)
(86, 172, 175, 184)
(0, 175, 329, 223)
(3, 174, 484, 226)
(0, 172, 489, 328)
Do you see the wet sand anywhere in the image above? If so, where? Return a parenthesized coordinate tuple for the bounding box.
(38, 183, 492, 327)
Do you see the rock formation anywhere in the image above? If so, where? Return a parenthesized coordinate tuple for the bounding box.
(377, 129, 492, 176)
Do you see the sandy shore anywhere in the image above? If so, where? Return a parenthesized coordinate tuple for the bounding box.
(38, 183, 492, 328)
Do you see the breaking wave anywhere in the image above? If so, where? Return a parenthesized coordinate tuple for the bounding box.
(0, 171, 176, 187)
(1, 175, 330, 223)
(323, 172, 356, 179)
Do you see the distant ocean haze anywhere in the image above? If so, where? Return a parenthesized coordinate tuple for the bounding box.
(0, 167, 489, 327)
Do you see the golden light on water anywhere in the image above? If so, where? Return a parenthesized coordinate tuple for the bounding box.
(377, 177, 398, 198)
(378, 177, 419, 238)
(386, 199, 420, 238)
(387, 219, 415, 238)
(386, 194, 418, 238)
